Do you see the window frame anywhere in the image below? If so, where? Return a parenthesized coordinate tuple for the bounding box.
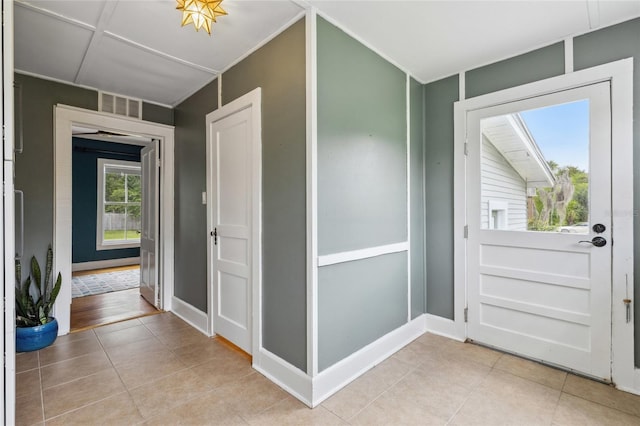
(96, 158, 142, 250)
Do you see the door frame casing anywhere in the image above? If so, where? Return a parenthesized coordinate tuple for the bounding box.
(453, 58, 634, 391)
(205, 88, 262, 355)
(54, 104, 175, 335)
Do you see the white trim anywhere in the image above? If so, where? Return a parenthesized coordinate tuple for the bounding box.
(253, 348, 313, 407)
(454, 58, 635, 393)
(54, 104, 175, 335)
(459, 71, 466, 101)
(312, 315, 425, 407)
(205, 87, 262, 354)
(586, 0, 600, 29)
(406, 73, 411, 322)
(305, 7, 319, 377)
(609, 60, 635, 392)
(564, 37, 574, 74)
(217, 73, 223, 108)
(171, 296, 209, 336)
(72, 257, 140, 272)
(424, 314, 465, 342)
(3, 0, 16, 423)
(317, 242, 409, 267)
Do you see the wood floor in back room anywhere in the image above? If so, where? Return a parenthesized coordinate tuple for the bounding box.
(70, 288, 159, 332)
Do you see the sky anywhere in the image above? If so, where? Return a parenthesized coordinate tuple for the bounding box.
(519, 99, 590, 172)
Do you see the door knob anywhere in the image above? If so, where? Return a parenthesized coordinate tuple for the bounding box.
(579, 236, 607, 247)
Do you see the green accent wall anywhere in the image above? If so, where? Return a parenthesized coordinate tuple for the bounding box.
(317, 18, 407, 255)
(465, 42, 565, 99)
(423, 74, 458, 319)
(173, 79, 218, 311)
(317, 17, 408, 371)
(318, 252, 408, 371)
(221, 18, 307, 371)
(410, 77, 425, 319)
(14, 73, 99, 268)
(573, 17, 640, 366)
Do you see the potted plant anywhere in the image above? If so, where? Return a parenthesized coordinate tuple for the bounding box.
(15, 245, 62, 352)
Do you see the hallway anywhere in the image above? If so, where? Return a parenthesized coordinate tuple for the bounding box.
(15, 312, 640, 425)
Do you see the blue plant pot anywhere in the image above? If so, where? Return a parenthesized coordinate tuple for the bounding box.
(16, 318, 58, 352)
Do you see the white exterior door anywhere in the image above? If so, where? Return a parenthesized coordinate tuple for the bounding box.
(208, 107, 254, 353)
(466, 82, 612, 380)
(140, 142, 159, 308)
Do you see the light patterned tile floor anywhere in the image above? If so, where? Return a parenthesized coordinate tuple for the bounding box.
(15, 312, 640, 425)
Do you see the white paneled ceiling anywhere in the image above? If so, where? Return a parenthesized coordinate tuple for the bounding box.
(14, 0, 640, 107)
(14, 0, 306, 106)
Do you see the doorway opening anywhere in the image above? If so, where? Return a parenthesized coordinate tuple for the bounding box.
(69, 126, 160, 331)
(53, 105, 175, 336)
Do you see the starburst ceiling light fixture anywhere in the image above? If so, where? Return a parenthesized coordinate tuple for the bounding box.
(176, 0, 227, 35)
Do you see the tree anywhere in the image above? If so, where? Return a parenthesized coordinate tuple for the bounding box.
(529, 162, 588, 230)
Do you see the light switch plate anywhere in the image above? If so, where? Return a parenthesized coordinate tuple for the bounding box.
(202, 192, 207, 205)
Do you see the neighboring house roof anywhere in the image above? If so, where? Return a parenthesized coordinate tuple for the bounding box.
(481, 114, 556, 188)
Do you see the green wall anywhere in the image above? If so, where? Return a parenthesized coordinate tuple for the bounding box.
(572, 17, 640, 365)
(465, 42, 565, 98)
(423, 74, 458, 319)
(317, 17, 408, 371)
(173, 79, 218, 311)
(14, 73, 99, 268)
(221, 18, 307, 371)
(410, 77, 425, 319)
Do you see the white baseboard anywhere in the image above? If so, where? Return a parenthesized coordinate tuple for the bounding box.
(253, 348, 313, 407)
(311, 315, 426, 407)
(171, 296, 209, 336)
(425, 313, 465, 342)
(72, 257, 140, 272)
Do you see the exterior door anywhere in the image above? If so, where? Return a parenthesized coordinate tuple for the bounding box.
(466, 82, 612, 379)
(208, 107, 253, 354)
(140, 141, 159, 308)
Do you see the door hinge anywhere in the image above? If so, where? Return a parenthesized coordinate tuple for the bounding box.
(464, 142, 469, 156)
(464, 307, 468, 322)
(464, 225, 468, 238)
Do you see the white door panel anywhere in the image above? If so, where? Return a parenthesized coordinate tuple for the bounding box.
(467, 82, 612, 379)
(140, 142, 159, 308)
(209, 107, 253, 353)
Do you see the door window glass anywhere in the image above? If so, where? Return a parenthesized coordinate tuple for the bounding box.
(479, 100, 589, 233)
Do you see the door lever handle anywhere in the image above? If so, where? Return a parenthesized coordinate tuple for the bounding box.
(211, 228, 218, 245)
(579, 236, 606, 247)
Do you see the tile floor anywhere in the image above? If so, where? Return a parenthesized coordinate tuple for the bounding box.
(15, 312, 640, 425)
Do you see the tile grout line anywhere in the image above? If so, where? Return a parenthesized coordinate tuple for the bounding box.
(444, 353, 500, 425)
(342, 359, 419, 423)
(38, 351, 45, 425)
(93, 328, 147, 423)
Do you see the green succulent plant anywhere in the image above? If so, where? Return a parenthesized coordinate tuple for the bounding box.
(15, 245, 62, 327)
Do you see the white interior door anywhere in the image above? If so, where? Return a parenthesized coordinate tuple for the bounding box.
(140, 141, 159, 308)
(466, 82, 612, 379)
(208, 107, 253, 353)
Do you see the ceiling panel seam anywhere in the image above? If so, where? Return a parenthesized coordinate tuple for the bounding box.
(74, 1, 119, 84)
(103, 32, 219, 75)
(15, 1, 96, 31)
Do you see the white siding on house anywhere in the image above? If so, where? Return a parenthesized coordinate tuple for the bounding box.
(481, 135, 527, 230)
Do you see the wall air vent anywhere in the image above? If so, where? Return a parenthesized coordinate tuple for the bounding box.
(99, 91, 142, 120)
